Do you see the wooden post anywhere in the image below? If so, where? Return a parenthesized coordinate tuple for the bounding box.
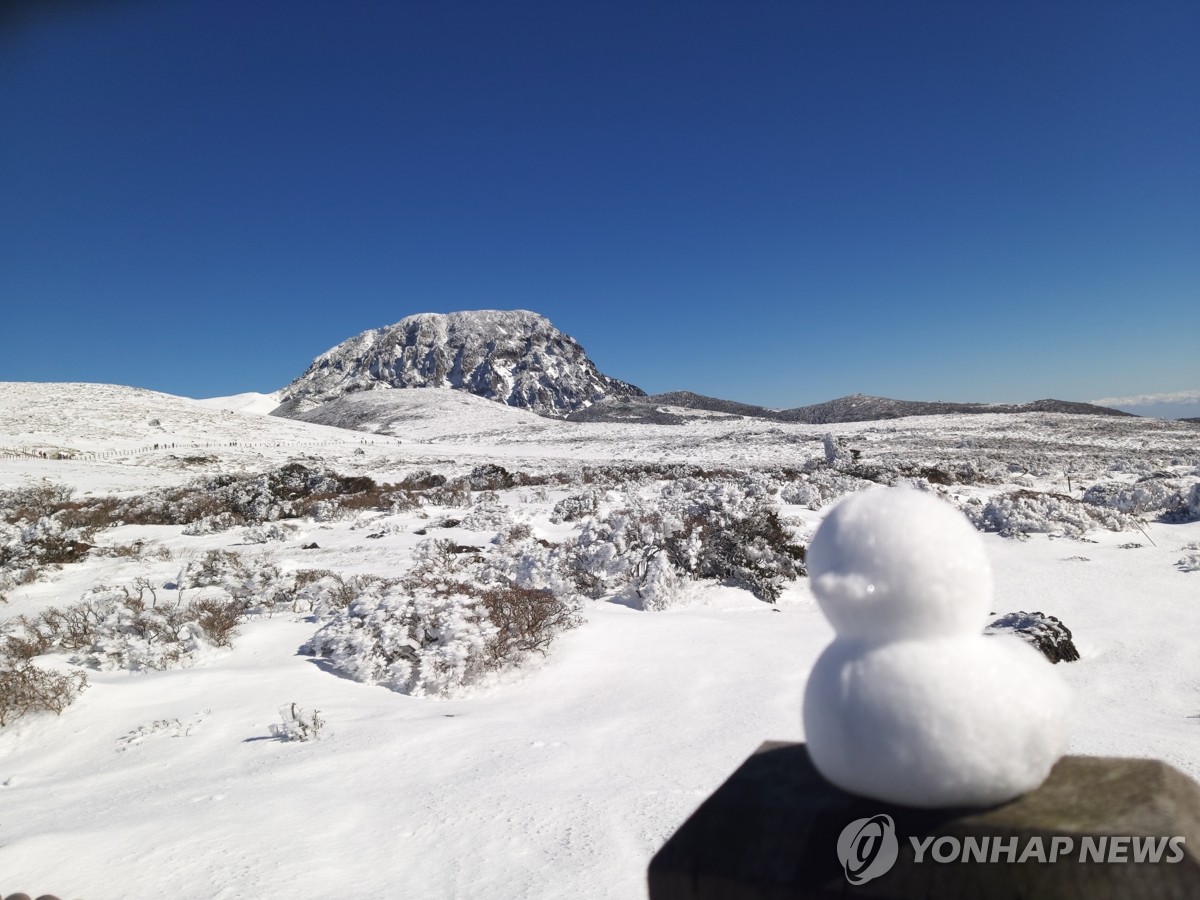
(649, 742, 1200, 899)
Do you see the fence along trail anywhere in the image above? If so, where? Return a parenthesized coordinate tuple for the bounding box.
(0, 437, 399, 461)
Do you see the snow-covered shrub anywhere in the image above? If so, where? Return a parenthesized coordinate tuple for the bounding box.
(893, 460, 997, 486)
(92, 540, 172, 561)
(0, 481, 79, 524)
(483, 529, 577, 599)
(476, 582, 580, 664)
(966, 490, 1136, 538)
(569, 478, 806, 606)
(664, 493, 806, 602)
(0, 513, 94, 594)
(1176, 553, 1200, 573)
(568, 495, 665, 601)
(306, 538, 581, 697)
(398, 469, 447, 491)
(0, 489, 114, 540)
(1082, 479, 1184, 516)
(307, 582, 497, 696)
(119, 464, 399, 528)
(242, 522, 299, 544)
(270, 703, 325, 742)
(468, 464, 515, 491)
(779, 471, 869, 510)
(823, 432, 845, 466)
(985, 611, 1080, 664)
(422, 482, 472, 508)
(634, 551, 687, 611)
(178, 549, 287, 605)
(179, 549, 252, 591)
(181, 512, 241, 535)
(460, 498, 513, 533)
(287, 570, 396, 617)
(350, 515, 406, 535)
(3, 583, 241, 672)
(520, 487, 550, 504)
(550, 490, 600, 523)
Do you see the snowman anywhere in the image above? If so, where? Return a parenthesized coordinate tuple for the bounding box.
(803, 487, 1070, 808)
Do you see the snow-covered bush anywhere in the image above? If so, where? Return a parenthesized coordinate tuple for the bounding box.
(823, 432, 845, 466)
(422, 481, 472, 508)
(398, 469, 447, 491)
(468, 464, 515, 491)
(664, 491, 806, 602)
(779, 471, 868, 510)
(1082, 479, 1184, 516)
(179, 549, 251, 591)
(307, 582, 497, 696)
(520, 487, 550, 504)
(633, 551, 687, 612)
(118, 464, 402, 530)
(305, 538, 581, 697)
(182, 512, 241, 535)
(177, 550, 291, 612)
(287, 570, 396, 617)
(483, 528, 577, 599)
(550, 490, 600, 523)
(270, 703, 325, 742)
(0, 483, 63, 518)
(966, 490, 1136, 538)
(460, 498, 513, 533)
(569, 478, 806, 606)
(242, 522, 299, 544)
(0, 509, 95, 596)
(3, 583, 241, 672)
(568, 494, 667, 602)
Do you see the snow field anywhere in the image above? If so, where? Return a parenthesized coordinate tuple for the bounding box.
(0, 382, 1197, 898)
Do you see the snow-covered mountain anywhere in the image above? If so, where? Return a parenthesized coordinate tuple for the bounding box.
(275, 310, 644, 419)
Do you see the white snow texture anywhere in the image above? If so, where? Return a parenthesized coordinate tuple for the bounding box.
(803, 487, 1070, 808)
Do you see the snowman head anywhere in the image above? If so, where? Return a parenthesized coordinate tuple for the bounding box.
(808, 487, 993, 643)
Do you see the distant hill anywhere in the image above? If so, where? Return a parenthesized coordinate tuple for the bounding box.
(567, 392, 1135, 425)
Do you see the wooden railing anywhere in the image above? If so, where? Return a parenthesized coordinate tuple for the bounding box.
(649, 741, 1200, 899)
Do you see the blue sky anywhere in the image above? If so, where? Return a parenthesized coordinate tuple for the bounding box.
(1, 1, 1197, 414)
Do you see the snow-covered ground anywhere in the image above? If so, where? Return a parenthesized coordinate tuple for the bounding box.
(0, 383, 1197, 899)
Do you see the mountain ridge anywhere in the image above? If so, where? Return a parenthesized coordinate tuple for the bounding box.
(566, 391, 1135, 425)
(271, 309, 1136, 428)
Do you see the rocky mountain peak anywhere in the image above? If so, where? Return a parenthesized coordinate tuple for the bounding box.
(276, 309, 644, 419)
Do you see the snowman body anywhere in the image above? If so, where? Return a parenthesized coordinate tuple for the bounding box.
(803, 488, 1070, 808)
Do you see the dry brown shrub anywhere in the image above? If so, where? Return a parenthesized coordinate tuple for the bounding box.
(189, 597, 241, 647)
(478, 584, 579, 666)
(0, 663, 88, 726)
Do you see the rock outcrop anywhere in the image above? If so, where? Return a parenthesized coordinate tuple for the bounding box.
(276, 310, 643, 419)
